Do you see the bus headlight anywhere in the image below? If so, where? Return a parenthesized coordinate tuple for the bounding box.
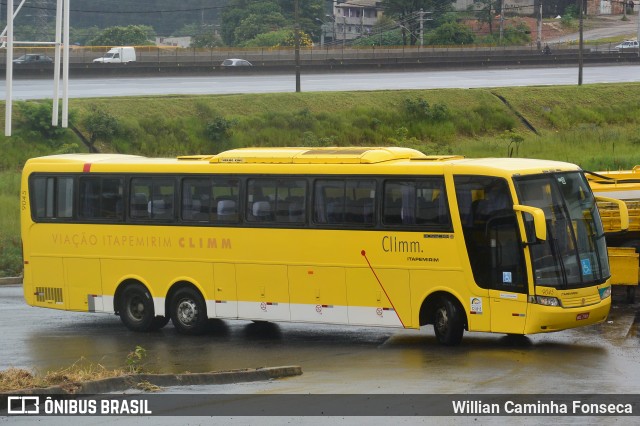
(599, 286, 611, 300)
(535, 296, 562, 307)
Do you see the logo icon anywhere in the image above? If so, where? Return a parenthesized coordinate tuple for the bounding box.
(7, 396, 40, 414)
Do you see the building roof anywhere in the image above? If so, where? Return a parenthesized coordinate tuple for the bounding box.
(336, 0, 381, 8)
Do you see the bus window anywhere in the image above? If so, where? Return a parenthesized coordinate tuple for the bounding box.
(31, 176, 74, 220)
(382, 178, 450, 228)
(212, 178, 240, 223)
(246, 178, 306, 224)
(454, 176, 526, 292)
(313, 179, 375, 225)
(130, 177, 175, 221)
(79, 177, 124, 220)
(182, 178, 211, 222)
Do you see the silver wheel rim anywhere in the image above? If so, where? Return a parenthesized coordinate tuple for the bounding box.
(177, 299, 198, 326)
(435, 306, 449, 335)
(128, 296, 145, 321)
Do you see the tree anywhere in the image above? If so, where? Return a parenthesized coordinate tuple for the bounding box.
(87, 25, 155, 46)
(383, 0, 455, 45)
(220, 1, 285, 46)
(468, 0, 499, 36)
(17, 102, 70, 142)
(173, 23, 201, 38)
(242, 29, 312, 48)
(220, 0, 324, 47)
(274, 0, 324, 43)
(71, 26, 102, 46)
(82, 106, 121, 152)
(70, 0, 228, 38)
(191, 25, 225, 48)
(425, 21, 475, 45)
(233, 12, 288, 45)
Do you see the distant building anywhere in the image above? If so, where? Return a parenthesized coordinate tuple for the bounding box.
(330, 0, 383, 42)
(587, 0, 627, 15)
(156, 36, 191, 48)
(454, 1, 535, 16)
(457, 0, 632, 17)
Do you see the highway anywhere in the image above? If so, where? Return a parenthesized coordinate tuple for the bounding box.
(2, 64, 640, 100)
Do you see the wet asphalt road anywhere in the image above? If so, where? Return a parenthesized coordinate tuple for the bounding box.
(2, 284, 640, 425)
(2, 283, 640, 395)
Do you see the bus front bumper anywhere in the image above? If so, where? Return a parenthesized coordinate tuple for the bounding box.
(523, 297, 611, 335)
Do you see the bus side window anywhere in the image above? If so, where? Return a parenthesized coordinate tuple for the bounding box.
(314, 179, 375, 226)
(130, 193, 149, 218)
(31, 176, 74, 220)
(212, 178, 240, 223)
(79, 177, 123, 220)
(182, 178, 210, 222)
(130, 177, 175, 221)
(383, 178, 449, 228)
(216, 198, 238, 221)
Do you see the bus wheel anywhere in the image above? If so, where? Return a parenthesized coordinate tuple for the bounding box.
(433, 298, 464, 346)
(170, 287, 208, 335)
(120, 283, 156, 332)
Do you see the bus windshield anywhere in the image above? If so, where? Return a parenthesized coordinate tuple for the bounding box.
(515, 172, 609, 289)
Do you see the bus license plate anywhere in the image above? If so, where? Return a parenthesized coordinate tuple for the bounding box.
(576, 313, 589, 321)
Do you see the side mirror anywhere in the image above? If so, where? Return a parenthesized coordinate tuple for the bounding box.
(513, 204, 547, 242)
(595, 196, 629, 231)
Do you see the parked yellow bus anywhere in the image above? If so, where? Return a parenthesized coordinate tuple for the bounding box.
(20, 147, 626, 345)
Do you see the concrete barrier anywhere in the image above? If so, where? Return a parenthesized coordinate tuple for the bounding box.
(0, 277, 22, 286)
(1, 365, 303, 397)
(3, 51, 638, 78)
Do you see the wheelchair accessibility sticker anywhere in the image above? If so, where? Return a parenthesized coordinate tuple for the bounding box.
(580, 258, 592, 276)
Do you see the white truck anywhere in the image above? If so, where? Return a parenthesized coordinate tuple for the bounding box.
(93, 46, 136, 64)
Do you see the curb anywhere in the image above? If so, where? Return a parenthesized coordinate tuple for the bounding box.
(0, 277, 22, 286)
(1, 365, 302, 397)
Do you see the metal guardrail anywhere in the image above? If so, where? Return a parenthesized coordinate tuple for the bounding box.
(1, 46, 638, 77)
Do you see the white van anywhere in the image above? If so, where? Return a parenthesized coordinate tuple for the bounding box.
(93, 46, 136, 64)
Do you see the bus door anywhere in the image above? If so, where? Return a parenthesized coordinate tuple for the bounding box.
(485, 212, 528, 334)
(455, 176, 528, 334)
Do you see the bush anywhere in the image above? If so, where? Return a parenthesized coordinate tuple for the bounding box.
(206, 116, 236, 142)
(83, 106, 121, 149)
(16, 102, 70, 143)
(403, 98, 451, 121)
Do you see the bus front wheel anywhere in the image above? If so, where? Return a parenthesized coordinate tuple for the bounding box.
(170, 287, 208, 335)
(433, 298, 464, 346)
(119, 283, 156, 332)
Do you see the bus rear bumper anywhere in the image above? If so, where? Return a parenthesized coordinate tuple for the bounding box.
(524, 297, 611, 335)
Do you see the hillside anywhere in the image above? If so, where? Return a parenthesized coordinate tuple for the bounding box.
(3, 83, 640, 171)
(1, 83, 640, 277)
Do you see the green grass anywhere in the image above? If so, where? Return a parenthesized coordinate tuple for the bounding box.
(1, 83, 640, 276)
(0, 172, 22, 277)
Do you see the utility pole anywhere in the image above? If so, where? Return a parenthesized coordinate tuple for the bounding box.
(578, 0, 583, 85)
(5, 0, 14, 136)
(294, 0, 300, 93)
(499, 0, 504, 43)
(419, 9, 424, 47)
(342, 16, 346, 48)
(637, 0, 640, 58)
(537, 1, 542, 50)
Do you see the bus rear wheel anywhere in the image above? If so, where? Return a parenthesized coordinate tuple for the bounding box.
(119, 283, 156, 332)
(433, 298, 464, 346)
(170, 287, 208, 335)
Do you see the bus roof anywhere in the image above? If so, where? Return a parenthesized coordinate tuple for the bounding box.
(24, 148, 582, 176)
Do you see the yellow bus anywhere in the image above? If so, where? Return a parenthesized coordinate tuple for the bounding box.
(20, 147, 626, 345)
